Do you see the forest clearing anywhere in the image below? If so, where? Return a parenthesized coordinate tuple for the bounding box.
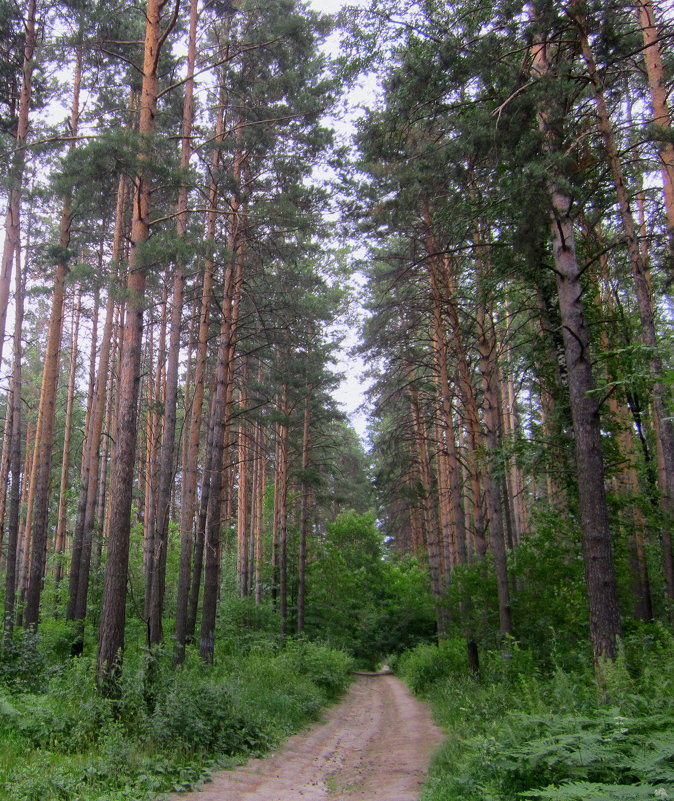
(2, 0, 674, 799)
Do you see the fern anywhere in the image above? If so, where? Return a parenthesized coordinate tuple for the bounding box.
(521, 780, 674, 800)
(630, 731, 674, 783)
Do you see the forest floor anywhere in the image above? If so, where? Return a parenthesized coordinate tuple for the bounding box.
(167, 670, 443, 801)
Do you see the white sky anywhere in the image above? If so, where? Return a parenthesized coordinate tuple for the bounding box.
(307, 0, 374, 444)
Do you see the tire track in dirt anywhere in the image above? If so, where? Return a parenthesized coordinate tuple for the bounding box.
(168, 672, 443, 801)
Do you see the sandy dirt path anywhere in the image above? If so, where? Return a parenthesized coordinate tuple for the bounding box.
(169, 672, 443, 801)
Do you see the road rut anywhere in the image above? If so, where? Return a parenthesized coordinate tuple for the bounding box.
(169, 672, 443, 801)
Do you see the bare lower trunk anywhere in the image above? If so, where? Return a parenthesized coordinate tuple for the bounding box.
(531, 24, 622, 664)
(297, 391, 312, 633)
(409, 384, 446, 635)
(274, 390, 290, 638)
(477, 304, 513, 640)
(54, 297, 81, 587)
(199, 205, 244, 662)
(68, 174, 127, 627)
(4, 247, 24, 634)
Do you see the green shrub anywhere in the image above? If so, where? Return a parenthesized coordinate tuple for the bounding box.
(0, 624, 354, 800)
(0, 631, 46, 693)
(148, 676, 259, 754)
(281, 639, 353, 700)
(396, 638, 468, 695)
(227, 651, 325, 741)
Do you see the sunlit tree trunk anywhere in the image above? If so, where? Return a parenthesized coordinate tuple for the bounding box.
(635, 0, 674, 262)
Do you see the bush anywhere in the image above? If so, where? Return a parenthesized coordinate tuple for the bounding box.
(148, 675, 260, 754)
(281, 639, 353, 701)
(0, 631, 46, 692)
(396, 638, 468, 695)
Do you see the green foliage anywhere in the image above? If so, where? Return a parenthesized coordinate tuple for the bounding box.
(148, 673, 263, 755)
(281, 638, 354, 701)
(215, 596, 283, 655)
(400, 628, 674, 801)
(396, 638, 469, 696)
(0, 631, 46, 692)
(0, 626, 352, 801)
(305, 510, 436, 667)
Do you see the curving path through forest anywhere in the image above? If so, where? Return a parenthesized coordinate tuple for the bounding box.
(169, 671, 444, 801)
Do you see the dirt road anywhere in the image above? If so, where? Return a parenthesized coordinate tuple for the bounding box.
(169, 672, 443, 801)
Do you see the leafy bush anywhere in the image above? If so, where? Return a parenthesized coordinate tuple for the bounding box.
(281, 639, 353, 700)
(396, 638, 468, 695)
(0, 631, 46, 692)
(216, 596, 283, 655)
(148, 675, 261, 754)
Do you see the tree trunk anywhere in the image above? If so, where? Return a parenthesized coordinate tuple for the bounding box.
(531, 28, 622, 662)
(253, 418, 266, 605)
(297, 390, 312, 633)
(147, 0, 198, 647)
(274, 391, 290, 638)
(635, 0, 674, 264)
(199, 171, 245, 661)
(477, 301, 513, 640)
(68, 174, 127, 628)
(443, 255, 488, 558)
(237, 363, 250, 598)
(23, 38, 83, 627)
(4, 245, 24, 634)
(54, 296, 81, 588)
(423, 205, 467, 572)
(174, 71, 227, 665)
(97, 0, 176, 691)
(409, 383, 446, 635)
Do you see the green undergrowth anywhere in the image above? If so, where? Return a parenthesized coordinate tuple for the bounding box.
(0, 627, 353, 801)
(395, 625, 674, 801)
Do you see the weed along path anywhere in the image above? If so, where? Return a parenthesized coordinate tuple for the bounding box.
(169, 671, 443, 801)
